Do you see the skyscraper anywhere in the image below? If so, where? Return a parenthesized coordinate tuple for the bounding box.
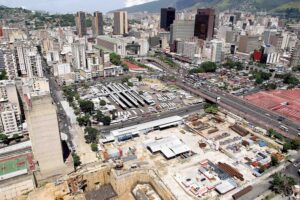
(75, 11, 86, 37)
(160, 7, 176, 31)
(113, 11, 128, 35)
(92, 11, 104, 36)
(194, 8, 216, 41)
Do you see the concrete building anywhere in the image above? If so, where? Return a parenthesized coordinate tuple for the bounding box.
(160, 7, 176, 31)
(53, 63, 71, 77)
(71, 43, 87, 70)
(97, 36, 149, 57)
(290, 39, 300, 67)
(0, 80, 22, 136)
(75, 11, 87, 37)
(24, 84, 70, 178)
(92, 11, 104, 36)
(25, 47, 43, 78)
(46, 50, 60, 65)
(238, 35, 260, 53)
(170, 20, 195, 43)
(177, 41, 198, 59)
(15, 42, 27, 76)
(3, 49, 18, 80)
(113, 11, 128, 35)
(194, 8, 216, 41)
(211, 39, 223, 63)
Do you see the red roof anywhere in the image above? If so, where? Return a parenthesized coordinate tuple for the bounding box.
(122, 60, 143, 70)
(246, 89, 300, 122)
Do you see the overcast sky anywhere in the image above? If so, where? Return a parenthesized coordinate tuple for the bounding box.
(0, 0, 156, 13)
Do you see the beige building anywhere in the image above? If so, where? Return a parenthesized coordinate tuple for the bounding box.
(113, 11, 128, 35)
(24, 91, 69, 178)
(238, 35, 261, 53)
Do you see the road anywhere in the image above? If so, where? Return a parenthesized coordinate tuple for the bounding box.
(142, 57, 300, 138)
(42, 60, 75, 151)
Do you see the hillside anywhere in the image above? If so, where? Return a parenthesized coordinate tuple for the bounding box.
(117, 0, 300, 15)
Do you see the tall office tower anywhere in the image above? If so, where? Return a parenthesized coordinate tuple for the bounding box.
(113, 11, 128, 35)
(0, 49, 5, 71)
(25, 48, 43, 78)
(0, 80, 22, 136)
(290, 39, 300, 67)
(92, 11, 104, 36)
(160, 7, 176, 31)
(3, 49, 18, 80)
(71, 43, 87, 70)
(75, 11, 87, 37)
(194, 8, 216, 41)
(170, 20, 195, 43)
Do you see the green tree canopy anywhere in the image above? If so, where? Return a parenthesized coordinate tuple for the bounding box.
(110, 53, 121, 65)
(79, 100, 94, 113)
(72, 152, 81, 167)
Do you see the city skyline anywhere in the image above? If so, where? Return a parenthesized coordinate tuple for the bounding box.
(0, 0, 156, 13)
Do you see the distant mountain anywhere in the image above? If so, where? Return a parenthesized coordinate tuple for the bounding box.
(115, 0, 300, 14)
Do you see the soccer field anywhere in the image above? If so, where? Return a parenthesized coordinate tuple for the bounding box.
(0, 155, 29, 176)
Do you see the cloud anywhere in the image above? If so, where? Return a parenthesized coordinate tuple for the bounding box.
(125, 0, 156, 7)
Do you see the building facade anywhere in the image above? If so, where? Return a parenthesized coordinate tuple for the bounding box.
(75, 11, 87, 37)
(160, 7, 176, 31)
(92, 12, 104, 36)
(113, 11, 128, 35)
(194, 8, 216, 41)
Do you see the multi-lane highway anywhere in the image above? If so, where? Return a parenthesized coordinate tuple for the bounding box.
(143, 57, 300, 138)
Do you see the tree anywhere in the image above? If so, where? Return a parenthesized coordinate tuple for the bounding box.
(292, 65, 300, 72)
(0, 70, 7, 80)
(77, 115, 91, 126)
(271, 155, 279, 166)
(79, 100, 94, 113)
(271, 172, 296, 196)
(204, 103, 218, 114)
(72, 152, 81, 167)
(94, 110, 104, 122)
(13, 134, 20, 142)
(84, 127, 98, 143)
(100, 100, 106, 107)
(137, 75, 142, 82)
(127, 82, 134, 87)
(0, 133, 8, 144)
(283, 74, 299, 87)
(189, 61, 217, 74)
(122, 64, 129, 72)
(102, 116, 111, 126)
(110, 53, 121, 65)
(91, 143, 98, 152)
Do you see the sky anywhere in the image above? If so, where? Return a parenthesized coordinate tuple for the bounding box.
(0, 0, 156, 13)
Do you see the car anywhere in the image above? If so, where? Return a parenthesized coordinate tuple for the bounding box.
(277, 116, 285, 122)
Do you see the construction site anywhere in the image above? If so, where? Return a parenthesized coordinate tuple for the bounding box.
(14, 107, 284, 200)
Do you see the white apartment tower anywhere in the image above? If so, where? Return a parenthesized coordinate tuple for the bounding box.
(3, 50, 18, 80)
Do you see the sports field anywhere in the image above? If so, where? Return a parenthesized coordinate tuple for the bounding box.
(0, 153, 34, 176)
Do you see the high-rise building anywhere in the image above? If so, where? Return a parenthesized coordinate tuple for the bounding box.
(194, 8, 216, 41)
(23, 79, 70, 178)
(290, 39, 300, 67)
(160, 7, 176, 31)
(25, 48, 43, 78)
(170, 20, 195, 43)
(211, 39, 223, 63)
(92, 12, 104, 36)
(238, 35, 260, 53)
(71, 43, 87, 70)
(113, 11, 128, 35)
(0, 80, 22, 136)
(75, 11, 87, 37)
(3, 49, 18, 80)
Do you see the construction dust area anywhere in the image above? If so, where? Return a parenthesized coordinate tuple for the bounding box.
(98, 111, 283, 200)
(78, 78, 202, 125)
(20, 111, 283, 200)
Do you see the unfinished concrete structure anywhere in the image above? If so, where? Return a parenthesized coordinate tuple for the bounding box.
(24, 92, 71, 180)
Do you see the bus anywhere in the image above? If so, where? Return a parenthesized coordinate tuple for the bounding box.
(279, 125, 288, 132)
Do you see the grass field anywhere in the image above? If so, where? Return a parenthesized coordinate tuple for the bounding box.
(0, 154, 31, 176)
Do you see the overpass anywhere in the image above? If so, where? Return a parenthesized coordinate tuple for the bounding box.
(140, 57, 299, 138)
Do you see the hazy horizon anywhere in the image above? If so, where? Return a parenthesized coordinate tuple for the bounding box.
(0, 0, 157, 13)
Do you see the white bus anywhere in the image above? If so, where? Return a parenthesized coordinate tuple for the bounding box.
(279, 125, 288, 132)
